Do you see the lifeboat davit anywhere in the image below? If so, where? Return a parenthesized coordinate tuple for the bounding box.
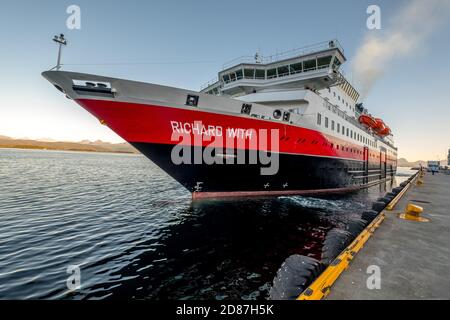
(359, 114, 376, 128)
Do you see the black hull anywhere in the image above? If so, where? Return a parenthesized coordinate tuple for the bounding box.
(131, 142, 396, 198)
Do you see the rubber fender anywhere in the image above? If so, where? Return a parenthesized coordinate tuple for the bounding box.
(361, 210, 379, 223)
(269, 255, 323, 300)
(386, 192, 396, 198)
(321, 229, 352, 266)
(379, 196, 394, 204)
(345, 218, 367, 238)
(376, 197, 391, 205)
(372, 201, 386, 212)
(392, 187, 403, 194)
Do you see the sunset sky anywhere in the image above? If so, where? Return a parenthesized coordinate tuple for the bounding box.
(0, 0, 449, 161)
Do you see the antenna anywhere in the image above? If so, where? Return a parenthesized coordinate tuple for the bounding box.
(52, 34, 67, 71)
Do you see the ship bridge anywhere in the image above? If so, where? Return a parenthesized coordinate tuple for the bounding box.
(201, 40, 346, 97)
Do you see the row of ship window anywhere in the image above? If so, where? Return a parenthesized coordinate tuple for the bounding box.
(317, 113, 377, 148)
(221, 55, 338, 84)
(326, 88, 354, 112)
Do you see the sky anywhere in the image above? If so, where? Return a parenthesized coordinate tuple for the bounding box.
(0, 0, 449, 161)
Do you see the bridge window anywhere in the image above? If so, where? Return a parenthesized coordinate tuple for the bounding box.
(290, 62, 303, 74)
(317, 56, 332, 68)
(235, 69, 243, 80)
(277, 66, 289, 77)
(222, 74, 230, 83)
(230, 73, 236, 81)
(255, 69, 265, 79)
(267, 68, 277, 79)
(304, 59, 317, 71)
(244, 69, 255, 79)
(332, 57, 342, 69)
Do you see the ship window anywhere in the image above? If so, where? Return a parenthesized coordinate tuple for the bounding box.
(277, 66, 289, 77)
(333, 57, 342, 69)
(235, 69, 243, 80)
(230, 73, 236, 81)
(346, 128, 349, 136)
(267, 68, 277, 79)
(186, 94, 199, 107)
(317, 113, 322, 125)
(331, 120, 335, 131)
(304, 59, 317, 71)
(222, 74, 230, 83)
(342, 125, 345, 135)
(255, 69, 265, 79)
(325, 117, 329, 128)
(241, 103, 252, 115)
(337, 123, 340, 133)
(290, 62, 303, 74)
(317, 56, 332, 68)
(283, 112, 291, 122)
(244, 69, 255, 79)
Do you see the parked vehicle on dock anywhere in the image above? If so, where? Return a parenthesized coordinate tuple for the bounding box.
(427, 161, 440, 173)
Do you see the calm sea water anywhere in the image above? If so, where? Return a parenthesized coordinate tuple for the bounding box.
(0, 149, 414, 300)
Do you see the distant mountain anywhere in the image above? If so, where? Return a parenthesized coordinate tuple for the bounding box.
(0, 135, 138, 154)
(398, 158, 447, 168)
(397, 158, 424, 167)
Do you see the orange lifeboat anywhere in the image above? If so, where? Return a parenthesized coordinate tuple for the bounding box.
(373, 118, 386, 132)
(359, 114, 376, 128)
(378, 126, 391, 136)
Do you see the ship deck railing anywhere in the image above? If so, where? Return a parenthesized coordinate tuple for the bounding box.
(221, 39, 344, 70)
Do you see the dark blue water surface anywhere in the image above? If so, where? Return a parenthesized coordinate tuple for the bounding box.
(0, 149, 414, 300)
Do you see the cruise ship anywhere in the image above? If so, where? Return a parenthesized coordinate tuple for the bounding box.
(42, 40, 397, 199)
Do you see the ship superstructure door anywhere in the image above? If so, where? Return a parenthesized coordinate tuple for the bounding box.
(380, 148, 387, 179)
(363, 146, 369, 185)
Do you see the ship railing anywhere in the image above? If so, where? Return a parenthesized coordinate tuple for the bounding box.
(200, 78, 220, 91)
(222, 39, 344, 70)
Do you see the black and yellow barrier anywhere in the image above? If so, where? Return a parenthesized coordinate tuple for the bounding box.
(297, 169, 422, 300)
(386, 170, 421, 211)
(297, 213, 385, 300)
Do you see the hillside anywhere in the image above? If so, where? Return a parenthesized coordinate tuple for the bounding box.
(0, 136, 138, 154)
(397, 158, 447, 168)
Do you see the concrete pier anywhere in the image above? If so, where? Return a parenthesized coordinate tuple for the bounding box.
(327, 172, 450, 299)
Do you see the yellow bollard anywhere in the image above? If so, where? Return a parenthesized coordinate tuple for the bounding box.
(399, 203, 429, 222)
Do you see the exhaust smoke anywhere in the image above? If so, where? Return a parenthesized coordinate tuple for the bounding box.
(353, 0, 450, 99)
